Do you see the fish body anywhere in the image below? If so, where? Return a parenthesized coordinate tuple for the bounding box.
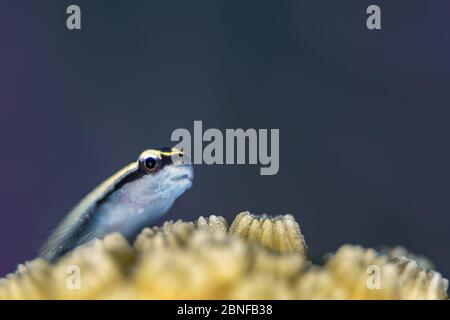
(40, 148, 192, 261)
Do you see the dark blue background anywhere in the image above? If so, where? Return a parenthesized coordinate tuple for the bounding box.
(1, 1, 449, 278)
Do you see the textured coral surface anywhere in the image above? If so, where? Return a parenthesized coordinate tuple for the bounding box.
(0, 212, 447, 299)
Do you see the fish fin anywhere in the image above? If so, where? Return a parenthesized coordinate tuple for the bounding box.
(39, 162, 139, 261)
(38, 214, 100, 262)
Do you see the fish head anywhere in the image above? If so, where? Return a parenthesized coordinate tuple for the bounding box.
(135, 148, 193, 201)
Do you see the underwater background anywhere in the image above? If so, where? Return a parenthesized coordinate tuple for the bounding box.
(1, 0, 450, 278)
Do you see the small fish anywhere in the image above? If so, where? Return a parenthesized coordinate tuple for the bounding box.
(40, 148, 193, 261)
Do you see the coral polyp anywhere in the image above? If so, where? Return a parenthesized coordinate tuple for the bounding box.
(229, 211, 307, 256)
(0, 212, 447, 300)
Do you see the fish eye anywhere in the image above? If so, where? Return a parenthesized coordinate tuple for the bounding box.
(142, 155, 161, 173)
(138, 151, 162, 174)
(145, 157, 157, 169)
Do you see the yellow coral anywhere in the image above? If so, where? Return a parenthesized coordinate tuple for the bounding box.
(0, 212, 447, 300)
(229, 211, 308, 256)
(323, 245, 448, 300)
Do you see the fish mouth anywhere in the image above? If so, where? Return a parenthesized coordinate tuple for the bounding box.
(169, 165, 193, 183)
(171, 173, 192, 182)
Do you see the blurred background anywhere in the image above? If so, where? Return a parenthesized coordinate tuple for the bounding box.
(1, 1, 449, 277)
